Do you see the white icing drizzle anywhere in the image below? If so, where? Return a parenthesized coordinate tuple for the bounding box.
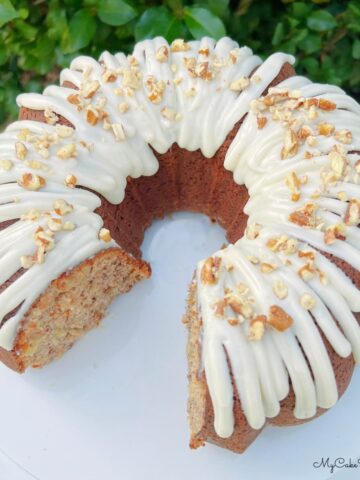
(0, 37, 358, 442)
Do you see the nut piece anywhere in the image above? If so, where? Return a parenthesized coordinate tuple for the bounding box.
(18, 173, 46, 191)
(344, 199, 360, 226)
(67, 93, 81, 108)
(281, 129, 298, 160)
(317, 122, 335, 136)
(156, 46, 169, 63)
(248, 315, 266, 341)
(55, 124, 74, 138)
(118, 102, 129, 113)
(329, 150, 347, 177)
(99, 228, 112, 243)
(111, 123, 126, 141)
(64, 174, 77, 188)
(245, 222, 261, 240)
(21, 208, 41, 221)
(82, 80, 100, 99)
(47, 217, 63, 232)
(15, 142, 28, 160)
(200, 256, 221, 285)
(53, 199, 73, 216)
(268, 305, 293, 332)
(318, 98, 336, 111)
(161, 107, 180, 121)
(300, 293, 316, 310)
(260, 262, 278, 273)
(44, 107, 59, 125)
(257, 116, 267, 129)
(335, 129, 352, 144)
(273, 280, 288, 300)
(102, 69, 117, 83)
(230, 76, 250, 92)
(324, 223, 346, 245)
(171, 39, 190, 52)
(298, 262, 315, 281)
(56, 143, 77, 160)
(289, 203, 317, 228)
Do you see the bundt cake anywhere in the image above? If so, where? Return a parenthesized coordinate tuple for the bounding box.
(0, 36, 359, 454)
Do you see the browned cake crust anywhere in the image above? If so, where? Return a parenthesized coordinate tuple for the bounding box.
(2, 59, 357, 454)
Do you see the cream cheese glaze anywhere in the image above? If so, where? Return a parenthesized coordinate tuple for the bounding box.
(0, 37, 359, 439)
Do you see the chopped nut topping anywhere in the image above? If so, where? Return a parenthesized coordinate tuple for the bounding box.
(324, 223, 346, 244)
(21, 208, 41, 221)
(20, 254, 37, 269)
(285, 171, 301, 202)
(245, 222, 261, 240)
(63, 221, 75, 231)
(15, 141, 28, 160)
(99, 228, 112, 243)
(298, 250, 315, 261)
(64, 174, 77, 188)
(257, 116, 267, 129)
(0, 159, 13, 171)
(67, 93, 82, 109)
(268, 305, 293, 332)
(82, 80, 100, 99)
(260, 262, 278, 273)
(298, 262, 315, 281)
(156, 45, 169, 62)
(171, 39, 190, 52)
(273, 280, 288, 299)
(55, 124, 74, 138)
(344, 199, 360, 226)
(289, 203, 317, 228)
(44, 108, 59, 125)
(318, 98, 336, 111)
(86, 106, 99, 126)
(146, 76, 166, 104)
(195, 61, 215, 81)
(111, 123, 126, 141)
(18, 173, 46, 191)
(300, 293, 316, 310)
(230, 76, 250, 92)
(102, 69, 117, 83)
(297, 125, 313, 140)
(329, 150, 347, 177)
(281, 129, 298, 160)
(34, 228, 55, 251)
(248, 316, 266, 341)
(317, 122, 335, 136)
(47, 217, 63, 232)
(53, 199, 73, 216)
(118, 102, 129, 113)
(200, 256, 221, 285)
(228, 318, 239, 326)
(56, 143, 77, 160)
(122, 69, 141, 92)
(161, 107, 181, 121)
(335, 129, 352, 144)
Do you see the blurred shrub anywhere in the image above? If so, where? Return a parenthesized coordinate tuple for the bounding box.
(0, 0, 359, 124)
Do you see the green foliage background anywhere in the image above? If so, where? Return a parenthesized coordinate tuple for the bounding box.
(0, 0, 359, 125)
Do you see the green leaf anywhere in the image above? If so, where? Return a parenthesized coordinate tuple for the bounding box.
(298, 33, 321, 54)
(291, 2, 311, 19)
(353, 39, 360, 60)
(184, 6, 225, 39)
(272, 22, 285, 46)
(0, 0, 19, 27)
(307, 10, 337, 32)
(135, 6, 184, 42)
(97, 0, 137, 26)
(63, 9, 96, 53)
